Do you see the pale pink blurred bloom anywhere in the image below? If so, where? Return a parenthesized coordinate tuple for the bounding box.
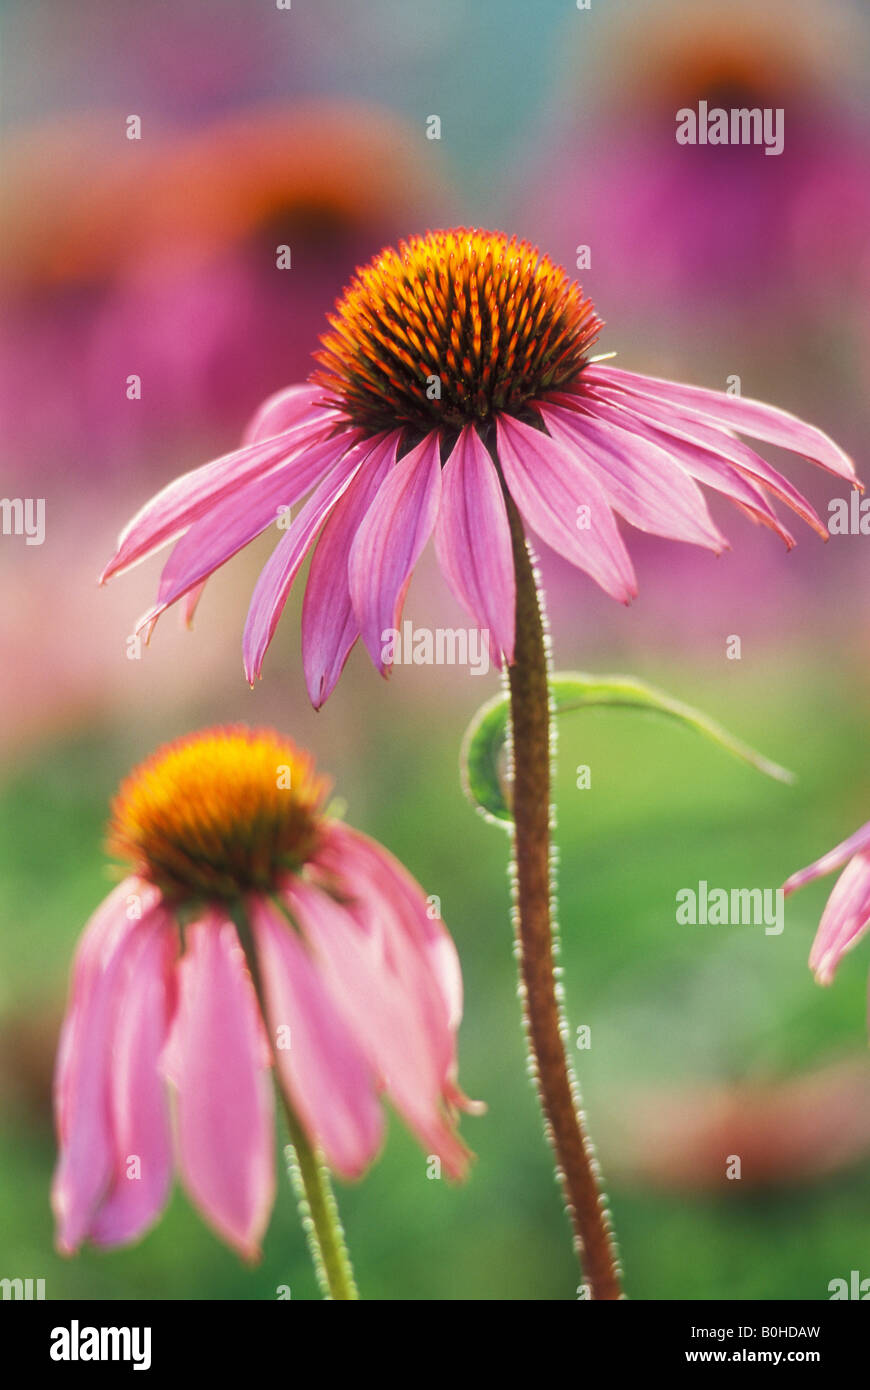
(101, 231, 857, 707)
(783, 819, 870, 997)
(52, 728, 474, 1258)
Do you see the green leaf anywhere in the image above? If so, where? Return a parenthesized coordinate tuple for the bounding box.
(461, 672, 794, 826)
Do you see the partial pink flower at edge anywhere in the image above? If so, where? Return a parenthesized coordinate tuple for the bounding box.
(783, 820, 870, 996)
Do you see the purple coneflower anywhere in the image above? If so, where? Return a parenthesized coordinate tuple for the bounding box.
(53, 726, 472, 1294)
(783, 818, 870, 1023)
(101, 228, 857, 705)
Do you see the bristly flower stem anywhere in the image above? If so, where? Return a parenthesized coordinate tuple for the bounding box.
(504, 492, 623, 1300)
(279, 1100, 359, 1301)
(233, 904, 360, 1300)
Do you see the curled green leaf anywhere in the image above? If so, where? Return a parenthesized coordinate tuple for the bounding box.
(461, 672, 794, 826)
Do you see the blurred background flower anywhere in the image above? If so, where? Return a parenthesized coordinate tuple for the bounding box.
(1, 102, 447, 484)
(1, 0, 868, 1301)
(520, 0, 870, 333)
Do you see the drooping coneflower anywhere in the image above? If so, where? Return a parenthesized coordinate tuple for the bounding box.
(101, 228, 857, 705)
(783, 818, 870, 1025)
(52, 726, 473, 1283)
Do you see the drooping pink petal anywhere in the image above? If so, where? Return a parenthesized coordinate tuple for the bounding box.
(315, 824, 483, 1119)
(249, 896, 383, 1179)
(434, 425, 516, 665)
(585, 383, 825, 540)
(348, 432, 442, 672)
(585, 364, 857, 483)
(301, 431, 401, 708)
(574, 390, 797, 547)
(495, 413, 637, 603)
(317, 822, 464, 1036)
(241, 384, 337, 446)
(242, 438, 371, 683)
(100, 411, 344, 583)
(286, 879, 472, 1180)
(161, 916, 275, 1260)
(539, 401, 726, 551)
(807, 852, 870, 986)
(52, 880, 162, 1254)
(182, 581, 207, 628)
(88, 916, 178, 1248)
(783, 820, 870, 895)
(137, 430, 362, 634)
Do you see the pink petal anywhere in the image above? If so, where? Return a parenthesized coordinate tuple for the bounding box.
(586, 383, 825, 540)
(315, 824, 481, 1126)
(585, 365, 857, 483)
(88, 917, 178, 1248)
(318, 822, 464, 1035)
(783, 819, 870, 895)
(161, 917, 275, 1260)
(576, 390, 797, 547)
(137, 431, 362, 634)
(182, 581, 207, 628)
(249, 896, 383, 1179)
(301, 431, 401, 708)
(100, 411, 342, 583)
(52, 881, 161, 1253)
(807, 852, 870, 985)
(540, 401, 726, 551)
(348, 433, 442, 672)
(241, 384, 337, 446)
(242, 439, 370, 683)
(495, 413, 637, 603)
(286, 879, 472, 1181)
(434, 425, 516, 665)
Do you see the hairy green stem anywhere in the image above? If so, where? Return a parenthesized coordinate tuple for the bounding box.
(504, 492, 623, 1300)
(232, 904, 360, 1300)
(279, 1099, 359, 1301)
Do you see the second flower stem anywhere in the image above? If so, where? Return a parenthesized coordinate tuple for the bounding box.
(280, 1095, 359, 1301)
(504, 493, 623, 1300)
(233, 904, 359, 1300)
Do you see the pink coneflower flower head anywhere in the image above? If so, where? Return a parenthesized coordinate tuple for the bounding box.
(783, 819, 870, 1016)
(101, 229, 858, 706)
(52, 726, 473, 1259)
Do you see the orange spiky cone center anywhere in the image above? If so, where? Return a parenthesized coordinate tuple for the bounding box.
(107, 727, 330, 905)
(312, 228, 602, 437)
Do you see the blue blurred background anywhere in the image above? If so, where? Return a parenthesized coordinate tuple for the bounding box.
(1, 0, 869, 1299)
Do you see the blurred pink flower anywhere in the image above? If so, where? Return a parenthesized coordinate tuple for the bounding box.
(783, 818, 870, 1002)
(102, 230, 857, 705)
(53, 727, 473, 1259)
(1, 103, 447, 483)
(522, 0, 870, 320)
